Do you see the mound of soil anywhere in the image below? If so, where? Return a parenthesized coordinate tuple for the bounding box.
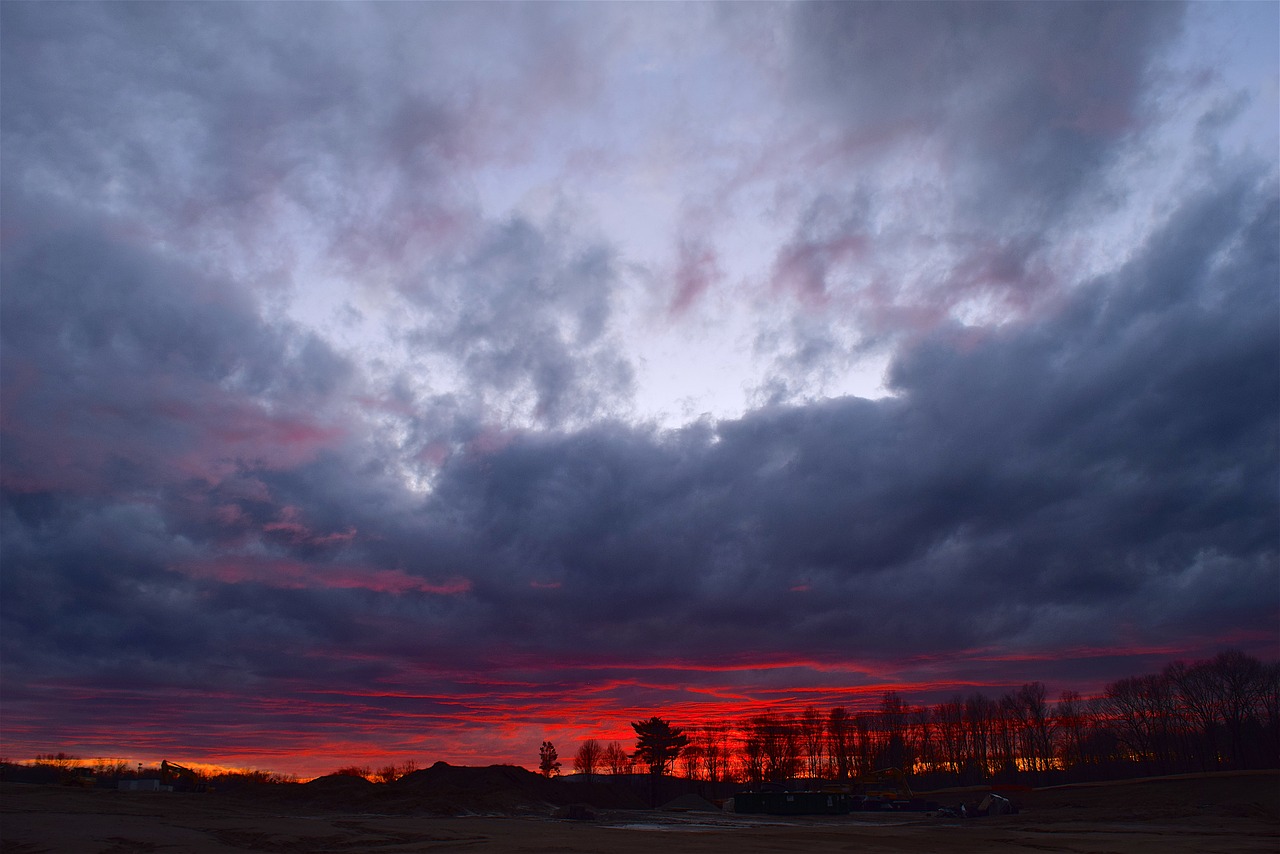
(661, 793, 722, 812)
(222, 762, 646, 816)
(391, 762, 646, 814)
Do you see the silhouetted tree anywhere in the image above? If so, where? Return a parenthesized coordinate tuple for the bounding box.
(1210, 649, 1265, 768)
(827, 707, 853, 780)
(878, 691, 909, 770)
(933, 697, 964, 776)
(852, 712, 873, 776)
(602, 741, 630, 776)
(740, 722, 765, 786)
(1260, 661, 1280, 765)
(632, 716, 688, 778)
(633, 716, 688, 807)
(910, 705, 935, 775)
(1056, 690, 1087, 772)
(538, 741, 560, 777)
(679, 741, 702, 780)
(34, 752, 80, 772)
(707, 723, 733, 783)
(1166, 659, 1220, 771)
(1019, 682, 1053, 776)
(801, 706, 825, 779)
(748, 713, 800, 782)
(573, 739, 602, 781)
(1104, 674, 1173, 774)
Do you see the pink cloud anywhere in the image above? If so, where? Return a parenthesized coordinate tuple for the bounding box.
(669, 238, 723, 316)
(771, 233, 868, 306)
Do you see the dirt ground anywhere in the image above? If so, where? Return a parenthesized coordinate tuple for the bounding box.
(3, 771, 1277, 853)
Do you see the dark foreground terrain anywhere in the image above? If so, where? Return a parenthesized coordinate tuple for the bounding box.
(2, 770, 1277, 853)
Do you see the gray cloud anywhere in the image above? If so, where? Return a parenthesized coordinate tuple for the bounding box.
(400, 215, 634, 429)
(791, 1, 1184, 220)
(751, 2, 1190, 397)
(414, 169, 1278, 663)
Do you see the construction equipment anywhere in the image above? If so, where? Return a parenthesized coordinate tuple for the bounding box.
(160, 760, 208, 792)
(851, 767, 938, 811)
(856, 767, 913, 802)
(61, 771, 97, 788)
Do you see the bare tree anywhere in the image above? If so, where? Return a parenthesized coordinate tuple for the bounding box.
(801, 706, 825, 780)
(679, 741, 702, 780)
(852, 713, 873, 777)
(1210, 650, 1265, 768)
(740, 721, 765, 786)
(1055, 690, 1087, 771)
(1167, 659, 1221, 771)
(878, 691, 909, 770)
(1018, 682, 1053, 775)
(911, 705, 936, 774)
(933, 697, 965, 776)
(602, 741, 630, 776)
(573, 739, 602, 781)
(1260, 661, 1280, 766)
(1104, 675, 1163, 773)
(693, 724, 729, 783)
(960, 693, 997, 781)
(827, 707, 853, 781)
(996, 691, 1022, 777)
(748, 713, 799, 783)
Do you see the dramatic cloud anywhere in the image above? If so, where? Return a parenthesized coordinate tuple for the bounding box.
(1, 1, 1276, 775)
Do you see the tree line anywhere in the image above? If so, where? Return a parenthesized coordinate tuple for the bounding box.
(563, 649, 1278, 788)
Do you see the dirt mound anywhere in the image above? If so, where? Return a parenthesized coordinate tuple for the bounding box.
(390, 762, 558, 814)
(305, 773, 375, 790)
(391, 762, 646, 814)
(222, 763, 646, 816)
(396, 762, 546, 793)
(661, 793, 721, 812)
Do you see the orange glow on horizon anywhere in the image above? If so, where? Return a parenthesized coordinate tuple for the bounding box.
(8, 637, 1271, 780)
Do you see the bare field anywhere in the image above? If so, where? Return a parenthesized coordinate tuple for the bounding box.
(3, 771, 1277, 853)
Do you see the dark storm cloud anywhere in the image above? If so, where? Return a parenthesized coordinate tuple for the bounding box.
(4, 169, 1273, 704)
(419, 169, 1277, 665)
(0, 193, 353, 495)
(791, 1, 1184, 219)
(0, 191, 372, 699)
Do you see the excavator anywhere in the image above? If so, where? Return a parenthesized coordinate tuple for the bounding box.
(160, 760, 209, 793)
(852, 767, 936, 811)
(855, 767, 913, 803)
(61, 769, 97, 788)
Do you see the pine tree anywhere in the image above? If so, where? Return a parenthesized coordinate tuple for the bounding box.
(538, 740, 560, 777)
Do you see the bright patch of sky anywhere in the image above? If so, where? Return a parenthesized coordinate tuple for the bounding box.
(271, 2, 1276, 434)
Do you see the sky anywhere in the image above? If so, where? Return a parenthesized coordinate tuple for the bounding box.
(1, 1, 1277, 778)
